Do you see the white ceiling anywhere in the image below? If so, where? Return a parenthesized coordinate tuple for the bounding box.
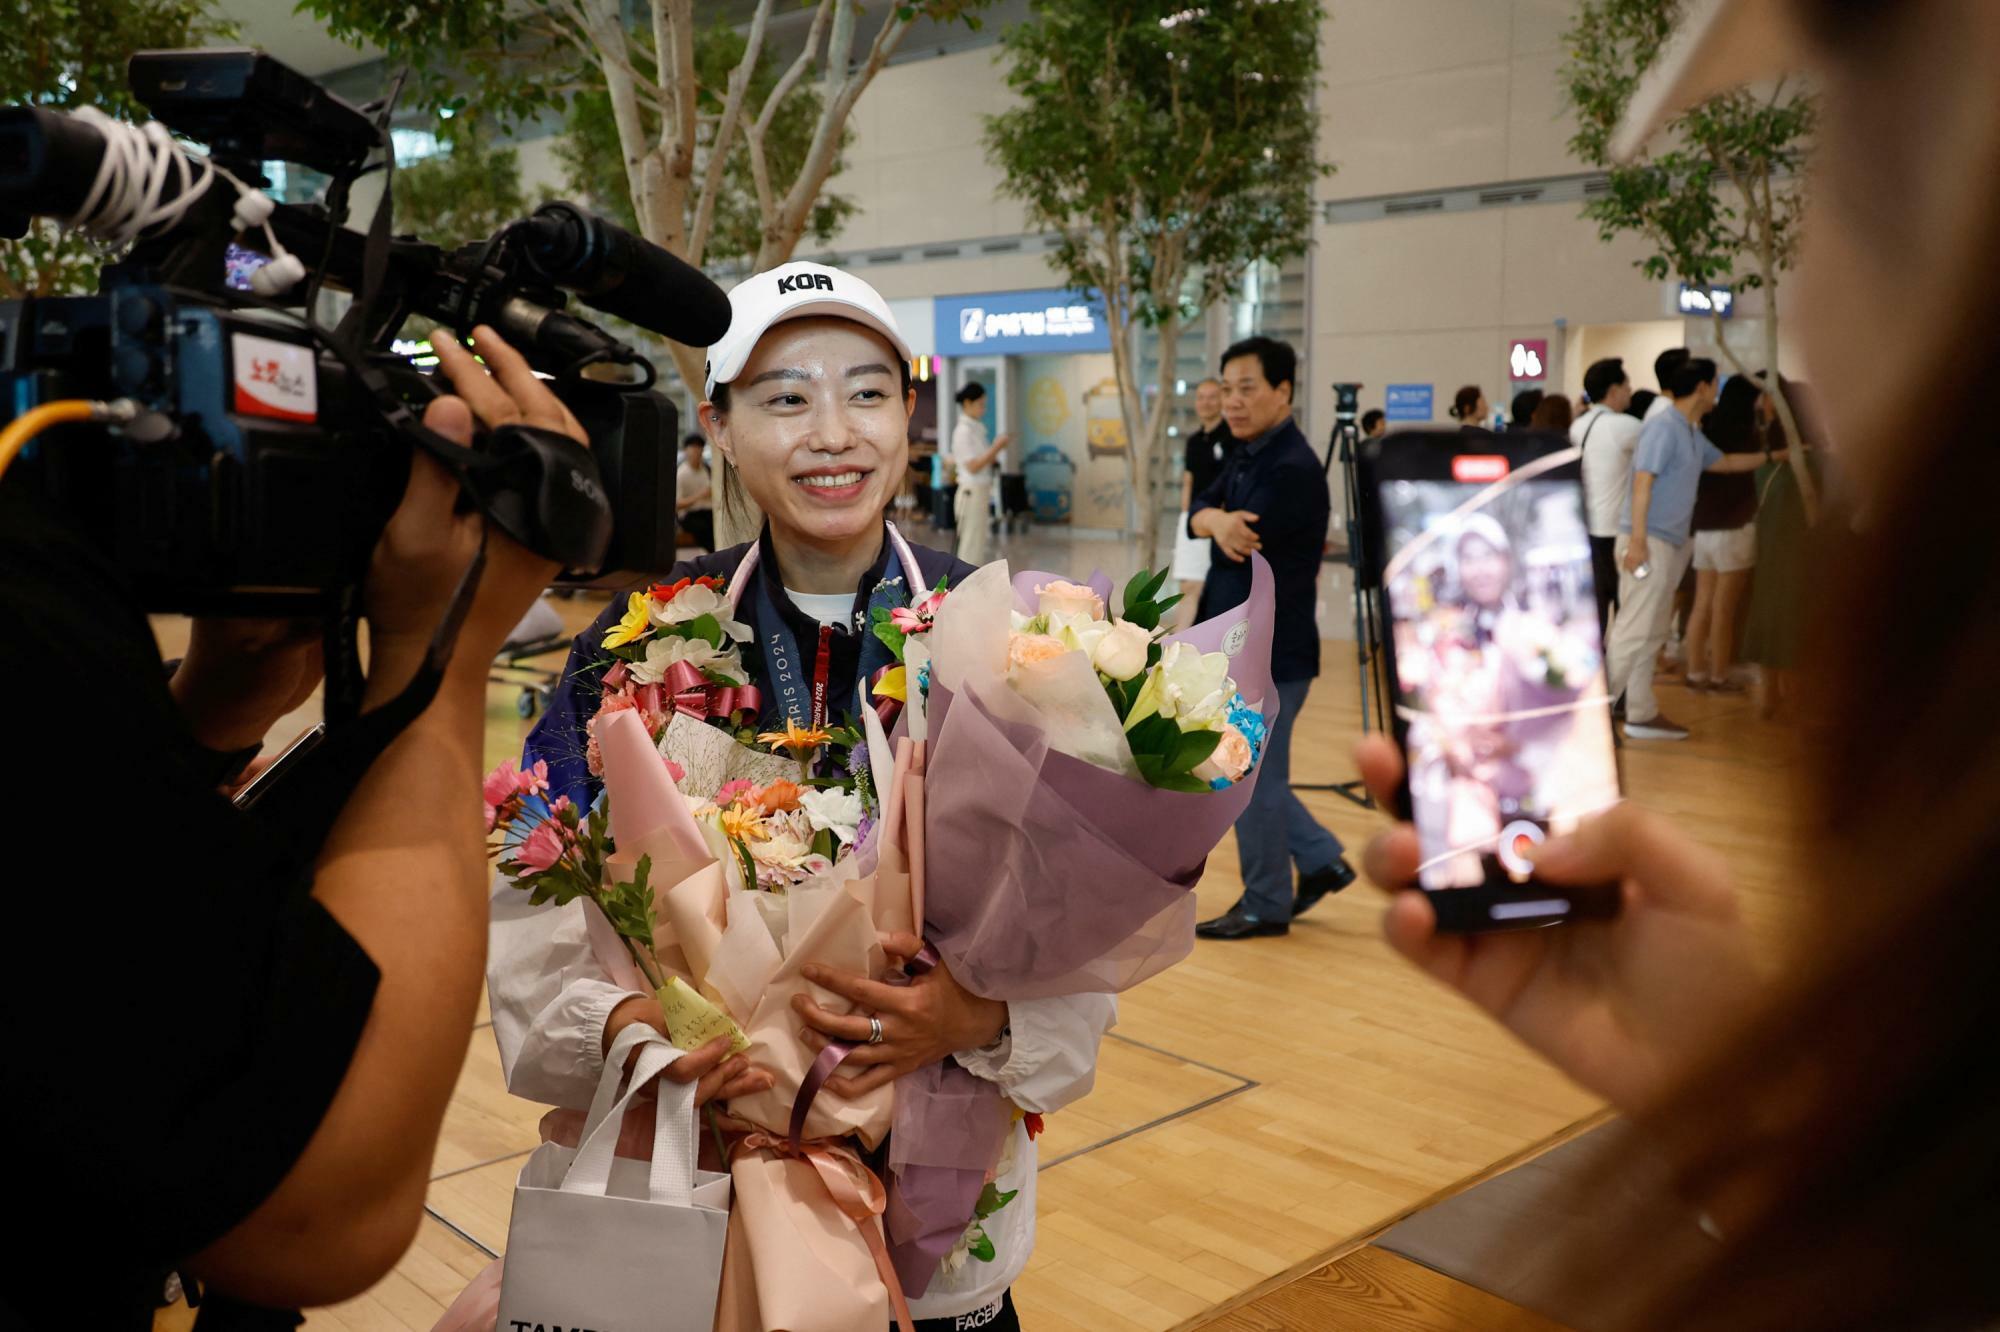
(212, 0, 380, 77)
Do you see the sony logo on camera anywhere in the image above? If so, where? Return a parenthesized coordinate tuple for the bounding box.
(776, 272, 835, 295)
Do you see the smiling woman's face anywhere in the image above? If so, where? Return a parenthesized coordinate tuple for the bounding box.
(703, 318, 912, 551)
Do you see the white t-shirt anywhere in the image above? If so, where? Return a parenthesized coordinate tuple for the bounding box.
(951, 415, 992, 484)
(783, 587, 853, 628)
(676, 460, 711, 513)
(1571, 405, 1644, 538)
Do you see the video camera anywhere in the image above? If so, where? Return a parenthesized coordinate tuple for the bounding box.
(0, 48, 733, 619)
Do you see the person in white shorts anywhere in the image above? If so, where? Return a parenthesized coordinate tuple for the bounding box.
(1172, 377, 1232, 626)
(1685, 374, 1774, 691)
(1608, 357, 1782, 740)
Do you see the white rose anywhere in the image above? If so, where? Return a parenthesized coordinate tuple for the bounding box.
(652, 582, 753, 642)
(629, 634, 745, 685)
(798, 786, 865, 845)
(1091, 619, 1152, 682)
(1047, 608, 1111, 659)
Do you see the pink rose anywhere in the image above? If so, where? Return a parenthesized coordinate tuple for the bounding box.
(515, 819, 568, 874)
(1006, 632, 1071, 673)
(663, 756, 686, 784)
(714, 779, 758, 807)
(1035, 579, 1105, 621)
(1191, 724, 1254, 786)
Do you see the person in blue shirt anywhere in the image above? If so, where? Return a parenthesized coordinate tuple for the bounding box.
(1606, 357, 1783, 740)
(1188, 336, 1356, 940)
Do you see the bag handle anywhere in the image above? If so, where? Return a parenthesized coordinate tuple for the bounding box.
(561, 1022, 699, 1206)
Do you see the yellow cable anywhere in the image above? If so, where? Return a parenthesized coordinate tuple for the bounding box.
(0, 400, 109, 483)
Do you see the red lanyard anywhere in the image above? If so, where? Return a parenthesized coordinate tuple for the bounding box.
(811, 624, 833, 729)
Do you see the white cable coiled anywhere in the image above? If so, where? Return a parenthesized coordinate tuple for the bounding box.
(69, 107, 215, 245)
(66, 106, 304, 295)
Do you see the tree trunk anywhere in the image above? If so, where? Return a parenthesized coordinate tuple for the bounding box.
(1134, 313, 1184, 570)
(1103, 298, 1147, 549)
(1756, 292, 1821, 526)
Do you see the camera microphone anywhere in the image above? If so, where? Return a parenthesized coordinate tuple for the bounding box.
(519, 202, 733, 348)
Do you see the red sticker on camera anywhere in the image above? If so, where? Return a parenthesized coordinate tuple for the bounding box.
(1453, 454, 1510, 483)
(231, 333, 317, 423)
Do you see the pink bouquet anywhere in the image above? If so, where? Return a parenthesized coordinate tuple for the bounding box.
(864, 555, 1277, 1291)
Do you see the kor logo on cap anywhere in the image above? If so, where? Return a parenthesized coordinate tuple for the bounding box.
(777, 272, 834, 295)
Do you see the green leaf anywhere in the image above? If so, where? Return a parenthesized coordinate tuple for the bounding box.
(682, 613, 725, 648)
(967, 1227, 996, 1264)
(974, 1183, 1019, 1219)
(1164, 727, 1222, 775)
(872, 614, 908, 659)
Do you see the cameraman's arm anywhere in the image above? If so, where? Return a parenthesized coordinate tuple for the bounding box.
(188, 329, 581, 1306)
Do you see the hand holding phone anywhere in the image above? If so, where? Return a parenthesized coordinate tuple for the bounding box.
(1356, 430, 1625, 931)
(1353, 733, 1760, 1112)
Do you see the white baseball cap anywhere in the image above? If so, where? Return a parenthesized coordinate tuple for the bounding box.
(1610, 0, 1811, 163)
(703, 261, 912, 397)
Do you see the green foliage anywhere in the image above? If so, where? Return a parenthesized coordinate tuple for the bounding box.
(1118, 566, 1181, 633)
(554, 18, 857, 267)
(1561, 0, 1815, 294)
(598, 854, 660, 953)
(0, 0, 237, 296)
(390, 115, 540, 251)
(975, 1182, 1019, 1219)
(985, 0, 1327, 328)
(1127, 713, 1221, 792)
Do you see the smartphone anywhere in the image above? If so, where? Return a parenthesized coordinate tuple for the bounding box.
(1357, 430, 1623, 931)
(231, 723, 327, 810)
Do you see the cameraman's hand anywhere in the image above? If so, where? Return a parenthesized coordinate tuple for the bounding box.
(1354, 735, 1763, 1113)
(363, 326, 587, 693)
(171, 618, 323, 752)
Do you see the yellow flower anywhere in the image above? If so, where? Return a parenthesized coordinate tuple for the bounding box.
(757, 719, 834, 759)
(602, 592, 653, 650)
(718, 803, 767, 845)
(873, 666, 907, 703)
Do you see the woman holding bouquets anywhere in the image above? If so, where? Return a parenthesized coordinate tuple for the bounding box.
(483, 264, 1112, 1332)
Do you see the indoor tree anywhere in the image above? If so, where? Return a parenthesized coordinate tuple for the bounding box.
(1563, 0, 1820, 519)
(308, 0, 991, 545)
(0, 0, 236, 296)
(984, 0, 1327, 553)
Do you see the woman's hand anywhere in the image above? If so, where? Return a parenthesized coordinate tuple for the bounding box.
(794, 932, 1008, 1097)
(604, 994, 772, 1107)
(1355, 735, 1763, 1113)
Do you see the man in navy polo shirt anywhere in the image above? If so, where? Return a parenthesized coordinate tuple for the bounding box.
(1189, 336, 1356, 940)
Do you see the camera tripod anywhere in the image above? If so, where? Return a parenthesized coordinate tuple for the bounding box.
(1291, 400, 1389, 809)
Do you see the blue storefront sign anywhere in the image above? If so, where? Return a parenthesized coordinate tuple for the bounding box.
(934, 287, 1112, 356)
(1384, 383, 1434, 421)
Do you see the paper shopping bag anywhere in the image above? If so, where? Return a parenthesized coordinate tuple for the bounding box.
(495, 1025, 732, 1332)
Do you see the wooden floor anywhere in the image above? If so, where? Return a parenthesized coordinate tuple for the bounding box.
(153, 594, 1805, 1332)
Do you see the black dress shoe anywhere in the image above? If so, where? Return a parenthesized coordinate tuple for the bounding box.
(1292, 859, 1358, 918)
(1195, 907, 1289, 939)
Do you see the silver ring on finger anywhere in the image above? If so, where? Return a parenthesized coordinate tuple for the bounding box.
(866, 1015, 884, 1046)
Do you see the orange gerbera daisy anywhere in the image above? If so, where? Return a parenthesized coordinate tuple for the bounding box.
(757, 779, 804, 814)
(757, 719, 833, 759)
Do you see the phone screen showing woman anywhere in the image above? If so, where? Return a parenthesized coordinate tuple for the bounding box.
(1367, 437, 1622, 911)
